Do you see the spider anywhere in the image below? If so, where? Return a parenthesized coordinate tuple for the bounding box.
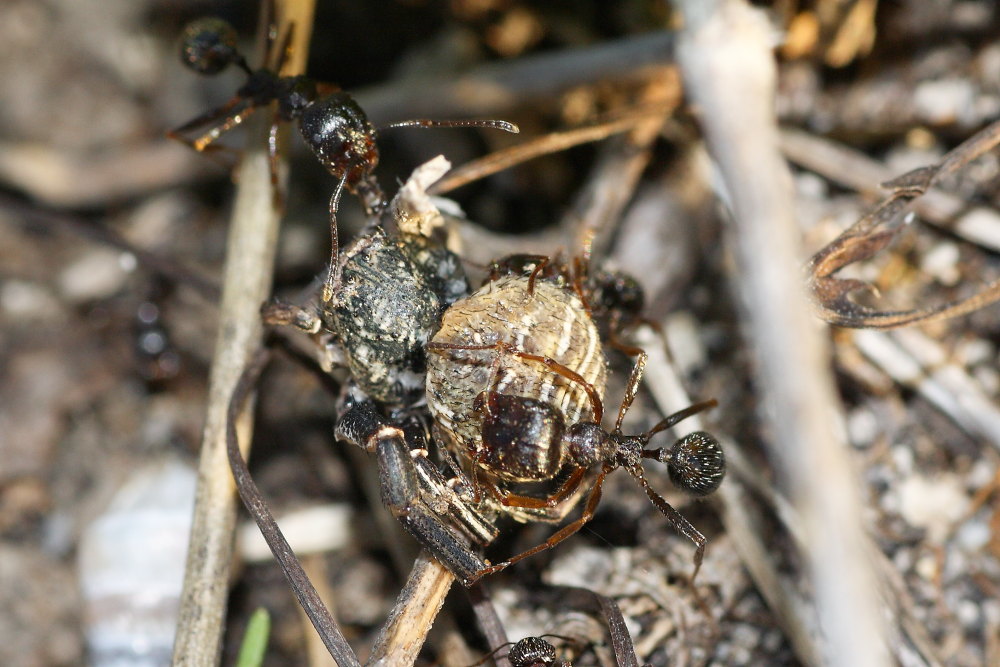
(422, 270, 725, 583)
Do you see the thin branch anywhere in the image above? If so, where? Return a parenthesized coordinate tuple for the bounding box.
(367, 552, 456, 666)
(354, 32, 674, 124)
(635, 326, 825, 666)
(669, 1, 888, 665)
(224, 349, 359, 666)
(851, 329, 1000, 447)
(0, 194, 219, 300)
(559, 73, 679, 259)
(171, 0, 317, 664)
(780, 127, 1000, 254)
(466, 585, 511, 667)
(429, 107, 669, 197)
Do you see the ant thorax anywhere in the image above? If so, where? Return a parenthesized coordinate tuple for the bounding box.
(426, 274, 608, 488)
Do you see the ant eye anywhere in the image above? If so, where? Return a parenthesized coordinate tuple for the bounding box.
(665, 431, 725, 496)
(180, 17, 240, 75)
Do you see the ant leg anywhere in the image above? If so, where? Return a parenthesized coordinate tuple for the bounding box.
(505, 347, 604, 424)
(168, 96, 244, 138)
(193, 105, 259, 152)
(603, 311, 650, 358)
(321, 173, 348, 305)
(474, 466, 611, 579)
(642, 399, 718, 441)
(608, 335, 645, 358)
(570, 254, 592, 316)
(525, 256, 550, 295)
(612, 350, 647, 432)
(486, 466, 586, 510)
(627, 465, 707, 582)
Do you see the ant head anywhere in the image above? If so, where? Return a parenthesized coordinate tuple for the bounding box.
(179, 17, 244, 75)
(475, 393, 565, 482)
(298, 92, 379, 188)
(508, 636, 558, 666)
(588, 269, 644, 322)
(653, 431, 725, 496)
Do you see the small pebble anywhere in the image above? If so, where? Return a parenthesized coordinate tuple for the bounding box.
(0, 280, 64, 321)
(847, 407, 879, 448)
(919, 242, 960, 286)
(898, 473, 969, 542)
(731, 623, 759, 649)
(956, 519, 990, 553)
(914, 553, 938, 582)
(58, 248, 129, 303)
(967, 458, 996, 488)
(956, 599, 981, 630)
(891, 445, 915, 476)
(914, 78, 976, 125)
(957, 338, 994, 366)
(973, 366, 1000, 395)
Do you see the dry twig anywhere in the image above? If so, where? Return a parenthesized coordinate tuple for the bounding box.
(368, 552, 456, 666)
(669, 0, 888, 664)
(354, 32, 675, 124)
(780, 128, 1000, 254)
(171, 1, 317, 664)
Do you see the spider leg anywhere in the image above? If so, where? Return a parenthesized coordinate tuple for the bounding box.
(426, 340, 605, 423)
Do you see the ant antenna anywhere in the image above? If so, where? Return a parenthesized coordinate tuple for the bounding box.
(467, 640, 515, 667)
(382, 119, 520, 134)
(322, 173, 348, 305)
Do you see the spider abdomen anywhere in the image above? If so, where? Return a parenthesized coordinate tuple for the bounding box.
(427, 274, 608, 483)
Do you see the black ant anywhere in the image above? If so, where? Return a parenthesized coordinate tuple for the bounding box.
(470, 635, 569, 666)
(170, 7, 517, 312)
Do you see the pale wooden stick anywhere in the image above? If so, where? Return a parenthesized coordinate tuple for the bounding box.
(171, 1, 317, 664)
(367, 552, 456, 666)
(851, 329, 1000, 446)
(635, 327, 824, 666)
(669, 1, 888, 665)
(354, 32, 675, 123)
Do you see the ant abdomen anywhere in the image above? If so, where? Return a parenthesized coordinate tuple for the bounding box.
(477, 393, 565, 482)
(179, 18, 242, 75)
(662, 431, 725, 497)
